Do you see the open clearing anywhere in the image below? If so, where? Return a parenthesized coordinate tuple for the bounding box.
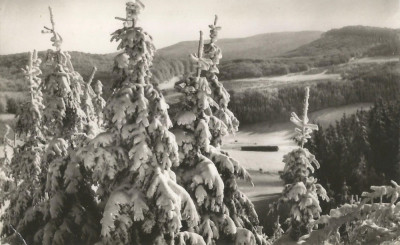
(222, 70, 342, 92)
(229, 70, 340, 83)
(350, 56, 399, 64)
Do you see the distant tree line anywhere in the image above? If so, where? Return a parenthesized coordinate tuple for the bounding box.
(228, 62, 400, 125)
(306, 98, 400, 211)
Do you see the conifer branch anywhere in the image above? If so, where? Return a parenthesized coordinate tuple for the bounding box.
(87, 66, 97, 85)
(42, 7, 56, 37)
(49, 6, 55, 32)
(290, 87, 317, 148)
(196, 31, 204, 78)
(301, 87, 310, 148)
(28, 51, 34, 101)
(9, 225, 27, 245)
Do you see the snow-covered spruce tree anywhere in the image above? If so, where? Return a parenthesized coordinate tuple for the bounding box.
(203, 16, 266, 244)
(300, 180, 400, 244)
(40, 7, 102, 138)
(203, 15, 239, 147)
(2, 8, 103, 244)
(1, 50, 47, 243)
(93, 79, 106, 126)
(79, 1, 203, 244)
(38, 7, 103, 245)
(273, 87, 329, 241)
(172, 27, 266, 244)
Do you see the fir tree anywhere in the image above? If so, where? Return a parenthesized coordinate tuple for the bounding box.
(172, 17, 266, 245)
(3, 8, 103, 244)
(1, 50, 47, 243)
(79, 2, 202, 244)
(203, 15, 239, 147)
(273, 87, 329, 241)
(39, 8, 102, 244)
(203, 16, 266, 244)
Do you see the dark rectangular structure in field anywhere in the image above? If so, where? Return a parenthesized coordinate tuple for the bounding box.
(240, 146, 279, 152)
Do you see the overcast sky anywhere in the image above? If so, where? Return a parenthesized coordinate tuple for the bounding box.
(0, 0, 399, 55)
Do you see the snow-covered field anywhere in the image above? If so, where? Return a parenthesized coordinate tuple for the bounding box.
(349, 56, 399, 64)
(230, 70, 341, 83)
(222, 70, 342, 92)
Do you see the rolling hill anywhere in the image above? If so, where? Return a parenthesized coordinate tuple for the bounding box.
(1, 26, 399, 99)
(285, 26, 400, 59)
(0, 30, 322, 96)
(158, 31, 322, 60)
(217, 26, 400, 80)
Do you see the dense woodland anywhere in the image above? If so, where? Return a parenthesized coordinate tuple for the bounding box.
(306, 98, 400, 212)
(228, 62, 400, 125)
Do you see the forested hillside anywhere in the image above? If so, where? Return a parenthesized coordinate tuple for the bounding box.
(228, 61, 400, 125)
(288, 26, 400, 57)
(158, 31, 322, 60)
(219, 26, 400, 80)
(285, 26, 400, 63)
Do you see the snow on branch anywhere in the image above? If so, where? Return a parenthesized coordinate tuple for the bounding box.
(290, 87, 318, 148)
(300, 180, 400, 244)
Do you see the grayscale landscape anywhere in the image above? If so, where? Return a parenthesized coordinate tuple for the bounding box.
(1, 0, 400, 244)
